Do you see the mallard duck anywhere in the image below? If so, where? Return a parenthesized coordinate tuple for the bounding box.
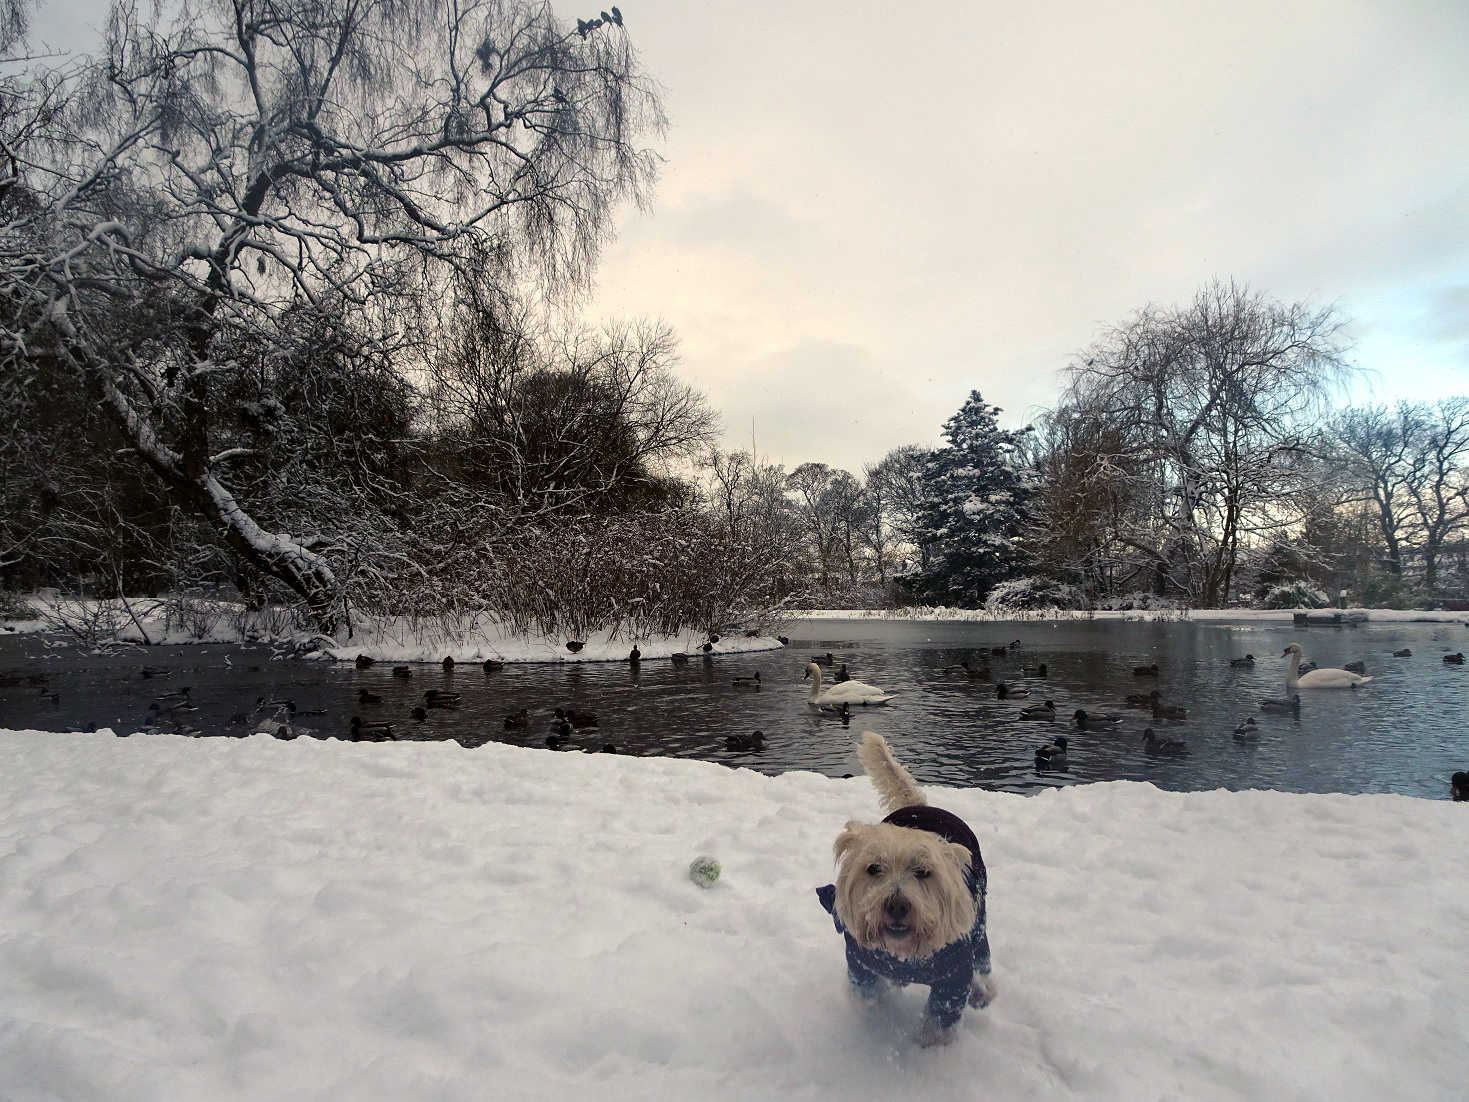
(1151, 699, 1188, 720)
(1034, 736, 1068, 769)
(1073, 709, 1121, 728)
(349, 716, 395, 742)
(1229, 654, 1255, 667)
(1283, 643, 1372, 689)
(1259, 694, 1301, 714)
(357, 688, 382, 704)
(1124, 689, 1160, 708)
(355, 654, 375, 669)
(1021, 663, 1049, 679)
(392, 665, 412, 679)
(809, 652, 834, 666)
(726, 730, 766, 751)
(503, 708, 529, 729)
(545, 733, 572, 750)
(1232, 718, 1259, 740)
(590, 743, 618, 754)
(805, 662, 894, 706)
(424, 690, 461, 708)
(732, 672, 761, 689)
(833, 664, 851, 683)
(550, 718, 572, 737)
(837, 701, 852, 725)
(995, 682, 1030, 699)
(1392, 648, 1412, 658)
(956, 660, 991, 679)
(1133, 663, 1160, 677)
(556, 707, 599, 728)
(1443, 653, 1465, 665)
(1344, 660, 1367, 674)
(1018, 700, 1056, 719)
(1142, 728, 1186, 753)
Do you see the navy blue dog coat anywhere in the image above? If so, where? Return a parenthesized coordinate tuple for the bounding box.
(816, 805, 991, 1030)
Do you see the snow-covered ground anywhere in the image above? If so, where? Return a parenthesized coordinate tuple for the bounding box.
(2, 729, 1464, 1101)
(0, 595, 784, 663)
(799, 606, 1469, 624)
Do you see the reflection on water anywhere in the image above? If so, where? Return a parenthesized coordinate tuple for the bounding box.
(2, 617, 1466, 798)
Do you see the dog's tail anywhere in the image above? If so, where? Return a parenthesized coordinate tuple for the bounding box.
(857, 731, 926, 813)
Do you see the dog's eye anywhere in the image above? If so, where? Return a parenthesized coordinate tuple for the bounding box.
(866, 863, 883, 876)
(913, 867, 931, 880)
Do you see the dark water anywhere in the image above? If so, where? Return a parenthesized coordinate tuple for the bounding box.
(2, 617, 1465, 798)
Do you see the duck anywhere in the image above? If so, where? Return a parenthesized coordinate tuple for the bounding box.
(1022, 663, 1049, 679)
(804, 661, 894, 707)
(1124, 689, 1160, 708)
(349, 717, 395, 742)
(392, 665, 412, 679)
(955, 659, 992, 680)
(1283, 643, 1372, 690)
(140, 665, 171, 678)
(995, 682, 1030, 699)
(989, 646, 1007, 657)
(1259, 693, 1301, 715)
(1034, 736, 1068, 770)
(357, 688, 382, 704)
(482, 659, 504, 672)
(1142, 728, 1186, 753)
(355, 654, 375, 669)
(566, 641, 585, 654)
(1151, 698, 1188, 720)
(1073, 709, 1121, 728)
(1229, 654, 1255, 667)
(1298, 661, 1319, 675)
(702, 642, 715, 653)
(1018, 700, 1057, 720)
(837, 702, 852, 725)
(503, 708, 529, 729)
(726, 730, 766, 751)
(1232, 718, 1259, 740)
(1344, 660, 1368, 674)
(833, 664, 851, 683)
(810, 652, 835, 666)
(628, 646, 641, 663)
(670, 652, 690, 666)
(1392, 648, 1412, 658)
(423, 690, 461, 708)
(1442, 652, 1464, 665)
(589, 743, 618, 754)
(411, 707, 428, 721)
(545, 732, 572, 751)
(550, 718, 573, 737)
(776, 635, 790, 646)
(556, 707, 599, 728)
(732, 672, 762, 689)
(1008, 639, 1023, 650)
(1132, 663, 1160, 677)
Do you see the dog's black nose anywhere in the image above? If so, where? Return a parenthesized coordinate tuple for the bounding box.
(885, 895, 910, 921)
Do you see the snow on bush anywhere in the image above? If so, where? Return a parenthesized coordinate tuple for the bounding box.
(1093, 591, 1187, 612)
(984, 576, 1087, 611)
(1260, 581, 1331, 610)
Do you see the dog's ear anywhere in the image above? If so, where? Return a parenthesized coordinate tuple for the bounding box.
(941, 841, 973, 876)
(833, 820, 869, 866)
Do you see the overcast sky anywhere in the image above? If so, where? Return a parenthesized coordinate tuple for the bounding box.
(31, 0, 1469, 473)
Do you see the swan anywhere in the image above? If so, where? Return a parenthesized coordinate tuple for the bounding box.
(804, 661, 893, 707)
(1282, 643, 1372, 690)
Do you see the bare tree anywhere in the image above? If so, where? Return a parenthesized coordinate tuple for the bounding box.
(1, 0, 663, 628)
(862, 444, 929, 579)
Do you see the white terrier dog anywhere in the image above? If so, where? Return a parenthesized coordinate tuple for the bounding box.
(816, 732, 995, 1046)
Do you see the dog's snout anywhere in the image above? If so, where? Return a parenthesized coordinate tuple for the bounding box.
(885, 894, 911, 921)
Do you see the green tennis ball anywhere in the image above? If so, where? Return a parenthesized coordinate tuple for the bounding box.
(688, 855, 721, 887)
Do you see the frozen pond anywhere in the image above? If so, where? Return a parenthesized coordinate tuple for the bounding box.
(2, 616, 1465, 798)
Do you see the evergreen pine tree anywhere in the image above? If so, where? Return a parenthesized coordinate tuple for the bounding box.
(909, 392, 1033, 605)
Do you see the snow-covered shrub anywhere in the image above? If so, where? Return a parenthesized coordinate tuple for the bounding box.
(0, 591, 36, 620)
(1094, 591, 1187, 612)
(984, 576, 1087, 611)
(1259, 581, 1331, 610)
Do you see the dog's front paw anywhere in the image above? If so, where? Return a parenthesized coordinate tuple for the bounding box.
(968, 974, 997, 1009)
(916, 1021, 957, 1048)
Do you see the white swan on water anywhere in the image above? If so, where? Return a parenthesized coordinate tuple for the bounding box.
(804, 661, 894, 707)
(1283, 643, 1373, 690)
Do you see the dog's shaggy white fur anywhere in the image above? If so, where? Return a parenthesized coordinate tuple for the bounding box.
(829, 732, 996, 1046)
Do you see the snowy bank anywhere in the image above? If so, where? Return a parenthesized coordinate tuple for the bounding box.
(1, 730, 1465, 1101)
(1, 594, 784, 663)
(799, 606, 1469, 625)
